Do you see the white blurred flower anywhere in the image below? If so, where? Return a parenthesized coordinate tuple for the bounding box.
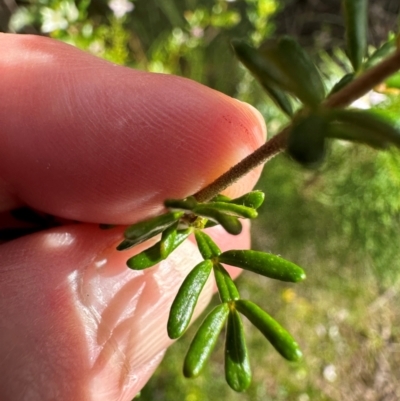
(40, 1, 79, 33)
(351, 90, 387, 109)
(41, 8, 68, 33)
(88, 40, 104, 56)
(9, 7, 34, 32)
(323, 364, 337, 382)
(109, 0, 134, 18)
(369, 91, 387, 106)
(60, 0, 79, 23)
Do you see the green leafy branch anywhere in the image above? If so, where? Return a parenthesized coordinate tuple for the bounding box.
(195, 32, 400, 202)
(111, 0, 400, 393)
(115, 191, 304, 391)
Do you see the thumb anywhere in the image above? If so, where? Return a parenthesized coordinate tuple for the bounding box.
(0, 222, 250, 401)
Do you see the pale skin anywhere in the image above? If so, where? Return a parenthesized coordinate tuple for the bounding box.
(0, 34, 266, 400)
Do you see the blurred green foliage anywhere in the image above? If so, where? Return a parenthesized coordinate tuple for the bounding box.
(7, 0, 400, 399)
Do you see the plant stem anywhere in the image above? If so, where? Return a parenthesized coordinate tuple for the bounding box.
(194, 50, 400, 203)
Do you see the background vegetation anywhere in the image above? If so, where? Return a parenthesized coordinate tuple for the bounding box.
(2, 0, 400, 399)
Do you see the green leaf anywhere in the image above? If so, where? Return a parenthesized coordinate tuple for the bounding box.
(235, 300, 302, 361)
(214, 263, 240, 303)
(204, 202, 258, 219)
(204, 220, 218, 229)
(212, 194, 232, 202)
(167, 260, 213, 339)
(122, 211, 184, 247)
(212, 191, 265, 209)
(270, 36, 325, 108)
(260, 82, 295, 117)
(230, 191, 265, 210)
(364, 39, 396, 69)
(164, 196, 198, 211)
(160, 222, 178, 259)
(218, 250, 306, 283)
(231, 39, 294, 117)
(225, 309, 252, 392)
(343, 0, 368, 71)
(126, 228, 192, 270)
(126, 241, 162, 270)
(194, 230, 221, 260)
(116, 239, 137, 251)
(327, 122, 388, 149)
(192, 205, 242, 235)
(331, 109, 400, 148)
(183, 303, 229, 378)
(328, 73, 355, 96)
(234, 36, 325, 109)
(287, 113, 328, 168)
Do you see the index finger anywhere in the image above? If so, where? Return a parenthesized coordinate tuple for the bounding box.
(0, 34, 266, 224)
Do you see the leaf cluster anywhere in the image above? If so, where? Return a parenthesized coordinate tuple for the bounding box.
(116, 191, 304, 391)
(232, 0, 400, 169)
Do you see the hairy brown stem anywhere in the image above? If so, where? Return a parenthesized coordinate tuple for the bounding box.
(194, 50, 400, 203)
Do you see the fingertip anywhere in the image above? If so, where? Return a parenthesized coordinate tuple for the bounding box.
(0, 34, 266, 223)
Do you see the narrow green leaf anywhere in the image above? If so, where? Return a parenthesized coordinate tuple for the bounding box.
(230, 191, 265, 210)
(173, 229, 194, 246)
(126, 241, 162, 270)
(160, 222, 178, 259)
(327, 122, 388, 149)
(214, 263, 240, 303)
(167, 260, 213, 339)
(194, 230, 221, 260)
(343, 0, 368, 71)
(328, 73, 355, 96)
(225, 309, 252, 392)
(269, 36, 326, 107)
(212, 191, 265, 209)
(184, 303, 229, 378)
(164, 196, 198, 211)
(116, 239, 137, 251)
(234, 36, 326, 108)
(123, 211, 184, 246)
(235, 300, 303, 361)
(260, 82, 294, 117)
(212, 194, 231, 202)
(331, 109, 400, 148)
(192, 205, 242, 235)
(126, 228, 192, 270)
(218, 250, 306, 283)
(231, 39, 294, 117)
(287, 113, 327, 168)
(364, 39, 396, 69)
(204, 202, 258, 219)
(204, 220, 218, 228)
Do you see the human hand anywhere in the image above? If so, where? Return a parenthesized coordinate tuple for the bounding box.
(0, 33, 266, 401)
